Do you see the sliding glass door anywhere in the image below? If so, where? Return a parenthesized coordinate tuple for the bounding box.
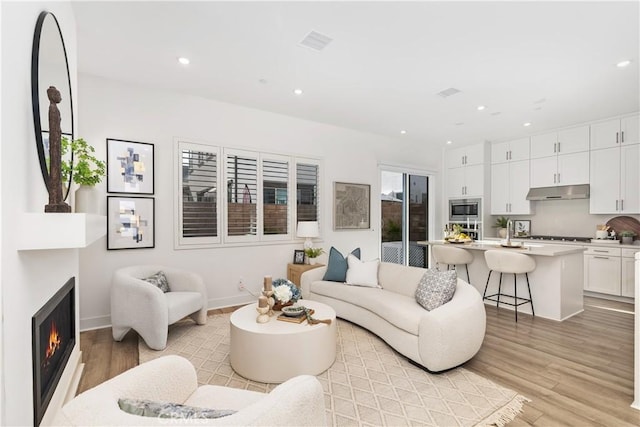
(380, 170, 429, 267)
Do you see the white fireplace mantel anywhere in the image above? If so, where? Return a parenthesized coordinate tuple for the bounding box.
(17, 213, 106, 250)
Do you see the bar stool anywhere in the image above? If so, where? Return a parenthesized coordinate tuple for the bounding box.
(432, 245, 473, 283)
(483, 250, 535, 322)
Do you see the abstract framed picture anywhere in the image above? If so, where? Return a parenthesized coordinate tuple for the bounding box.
(514, 220, 531, 237)
(333, 182, 371, 230)
(106, 138, 154, 194)
(107, 196, 155, 250)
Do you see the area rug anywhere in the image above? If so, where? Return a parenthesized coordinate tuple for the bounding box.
(139, 313, 529, 426)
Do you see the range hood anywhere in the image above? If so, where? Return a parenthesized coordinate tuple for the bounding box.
(526, 184, 590, 201)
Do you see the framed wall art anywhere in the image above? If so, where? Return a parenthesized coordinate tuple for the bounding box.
(107, 196, 155, 250)
(107, 138, 154, 194)
(514, 220, 531, 237)
(333, 182, 370, 230)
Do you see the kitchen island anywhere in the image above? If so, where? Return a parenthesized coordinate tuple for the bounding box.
(418, 240, 586, 321)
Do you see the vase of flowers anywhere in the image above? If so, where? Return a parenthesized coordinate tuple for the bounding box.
(271, 278, 301, 311)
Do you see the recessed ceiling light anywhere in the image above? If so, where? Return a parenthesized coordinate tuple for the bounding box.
(477, 105, 486, 111)
(617, 60, 631, 68)
(293, 88, 303, 95)
(523, 122, 532, 127)
(400, 130, 407, 135)
(178, 57, 190, 65)
(446, 140, 453, 145)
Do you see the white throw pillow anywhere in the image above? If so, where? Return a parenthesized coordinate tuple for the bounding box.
(345, 254, 380, 288)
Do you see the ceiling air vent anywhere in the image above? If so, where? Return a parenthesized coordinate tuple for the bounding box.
(299, 31, 333, 51)
(437, 87, 461, 98)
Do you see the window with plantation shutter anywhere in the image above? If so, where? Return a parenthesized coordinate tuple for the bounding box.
(296, 161, 319, 223)
(176, 141, 220, 247)
(262, 157, 289, 237)
(175, 140, 321, 248)
(225, 151, 258, 241)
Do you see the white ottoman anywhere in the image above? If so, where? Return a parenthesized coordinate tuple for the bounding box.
(230, 299, 336, 383)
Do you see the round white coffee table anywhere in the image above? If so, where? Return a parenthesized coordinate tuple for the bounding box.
(230, 299, 336, 383)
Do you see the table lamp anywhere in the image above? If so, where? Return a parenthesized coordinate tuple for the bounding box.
(297, 221, 319, 249)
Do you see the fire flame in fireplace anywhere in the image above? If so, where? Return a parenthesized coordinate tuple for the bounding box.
(44, 320, 61, 362)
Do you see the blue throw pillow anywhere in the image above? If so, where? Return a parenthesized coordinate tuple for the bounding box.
(323, 247, 361, 282)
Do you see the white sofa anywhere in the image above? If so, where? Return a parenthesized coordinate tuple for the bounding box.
(301, 262, 486, 372)
(111, 265, 208, 350)
(53, 355, 327, 426)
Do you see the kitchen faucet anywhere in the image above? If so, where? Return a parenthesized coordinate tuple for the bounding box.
(506, 219, 513, 244)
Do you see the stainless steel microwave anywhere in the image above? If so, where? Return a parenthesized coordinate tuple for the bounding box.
(449, 198, 481, 222)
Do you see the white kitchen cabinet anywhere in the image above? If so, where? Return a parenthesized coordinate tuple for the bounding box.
(590, 143, 640, 214)
(447, 164, 484, 198)
(446, 144, 485, 168)
(446, 142, 485, 199)
(584, 246, 622, 295)
(491, 160, 530, 214)
(491, 137, 529, 164)
(622, 249, 637, 298)
(531, 125, 589, 159)
(530, 151, 589, 188)
(591, 114, 640, 150)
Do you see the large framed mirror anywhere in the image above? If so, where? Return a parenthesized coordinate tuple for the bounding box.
(31, 10, 74, 199)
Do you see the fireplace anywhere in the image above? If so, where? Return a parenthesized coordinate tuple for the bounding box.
(32, 277, 75, 426)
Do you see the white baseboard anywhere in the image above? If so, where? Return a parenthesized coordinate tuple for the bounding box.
(208, 294, 254, 310)
(80, 314, 111, 332)
(79, 296, 254, 331)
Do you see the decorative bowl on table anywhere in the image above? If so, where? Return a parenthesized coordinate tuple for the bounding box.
(281, 306, 305, 317)
(445, 238, 472, 244)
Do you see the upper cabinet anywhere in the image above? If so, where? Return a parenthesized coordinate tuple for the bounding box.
(445, 143, 486, 199)
(491, 137, 529, 164)
(530, 125, 590, 188)
(446, 144, 485, 169)
(530, 125, 589, 159)
(590, 114, 640, 150)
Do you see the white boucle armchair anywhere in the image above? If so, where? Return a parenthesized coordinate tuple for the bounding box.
(111, 265, 208, 350)
(53, 355, 327, 426)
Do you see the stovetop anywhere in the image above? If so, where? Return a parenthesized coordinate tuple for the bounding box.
(525, 235, 592, 243)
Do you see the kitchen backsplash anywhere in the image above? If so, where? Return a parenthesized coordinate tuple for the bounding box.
(491, 199, 640, 238)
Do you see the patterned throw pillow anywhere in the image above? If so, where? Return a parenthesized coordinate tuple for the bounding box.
(322, 247, 361, 282)
(142, 271, 170, 293)
(415, 269, 457, 311)
(118, 398, 236, 419)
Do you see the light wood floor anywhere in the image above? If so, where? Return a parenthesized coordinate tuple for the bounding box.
(78, 298, 638, 426)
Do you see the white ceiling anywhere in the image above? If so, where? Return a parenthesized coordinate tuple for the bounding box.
(72, 1, 640, 148)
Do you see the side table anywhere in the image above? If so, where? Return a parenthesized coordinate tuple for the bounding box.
(287, 263, 324, 287)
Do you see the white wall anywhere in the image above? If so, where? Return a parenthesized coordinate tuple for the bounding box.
(1, 2, 80, 425)
(77, 74, 441, 330)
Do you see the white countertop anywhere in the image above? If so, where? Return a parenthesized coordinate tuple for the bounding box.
(483, 237, 640, 249)
(419, 240, 586, 256)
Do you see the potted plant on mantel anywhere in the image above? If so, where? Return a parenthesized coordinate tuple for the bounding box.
(493, 216, 509, 238)
(61, 137, 106, 214)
